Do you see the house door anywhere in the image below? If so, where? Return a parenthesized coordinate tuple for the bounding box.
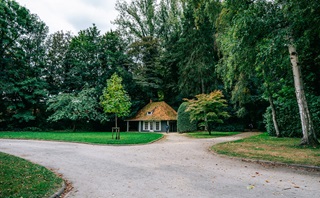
(169, 121, 177, 132)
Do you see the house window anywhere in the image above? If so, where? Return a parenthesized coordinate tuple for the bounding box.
(155, 122, 160, 131)
(144, 122, 149, 130)
(143, 121, 161, 131)
(147, 111, 153, 115)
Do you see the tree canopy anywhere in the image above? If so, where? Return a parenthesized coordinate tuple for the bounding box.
(47, 86, 104, 131)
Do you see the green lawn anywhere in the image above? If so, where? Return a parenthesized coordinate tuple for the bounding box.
(212, 133, 320, 167)
(0, 131, 163, 145)
(184, 131, 240, 138)
(0, 152, 63, 198)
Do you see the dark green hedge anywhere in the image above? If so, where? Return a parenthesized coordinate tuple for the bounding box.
(209, 122, 245, 132)
(177, 102, 197, 132)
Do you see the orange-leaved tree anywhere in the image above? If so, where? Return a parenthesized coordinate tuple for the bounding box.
(184, 90, 229, 135)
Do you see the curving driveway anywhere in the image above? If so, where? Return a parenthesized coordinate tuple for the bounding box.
(0, 133, 319, 198)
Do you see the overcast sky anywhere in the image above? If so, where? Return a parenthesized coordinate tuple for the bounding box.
(15, 0, 128, 34)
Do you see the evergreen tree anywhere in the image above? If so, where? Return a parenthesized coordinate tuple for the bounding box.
(177, 1, 219, 96)
(45, 31, 72, 95)
(0, 0, 49, 129)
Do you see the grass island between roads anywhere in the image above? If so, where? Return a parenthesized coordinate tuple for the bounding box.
(212, 133, 320, 167)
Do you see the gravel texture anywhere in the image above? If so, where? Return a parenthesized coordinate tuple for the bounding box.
(1, 132, 319, 198)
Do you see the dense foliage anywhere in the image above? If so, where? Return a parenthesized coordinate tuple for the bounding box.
(264, 96, 320, 138)
(47, 86, 105, 131)
(177, 102, 197, 133)
(0, 0, 319, 145)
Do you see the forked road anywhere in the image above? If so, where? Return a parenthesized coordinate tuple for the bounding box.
(0, 133, 319, 198)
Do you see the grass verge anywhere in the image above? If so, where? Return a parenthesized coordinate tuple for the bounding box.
(184, 131, 240, 138)
(212, 133, 320, 167)
(0, 131, 163, 145)
(0, 152, 63, 198)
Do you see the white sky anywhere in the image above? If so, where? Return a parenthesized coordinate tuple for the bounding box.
(15, 0, 129, 34)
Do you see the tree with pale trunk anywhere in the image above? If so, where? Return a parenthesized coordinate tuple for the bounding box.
(288, 41, 319, 145)
(215, 0, 319, 146)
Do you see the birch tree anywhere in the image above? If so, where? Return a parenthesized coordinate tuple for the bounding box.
(216, 0, 319, 145)
(281, 0, 319, 145)
(288, 42, 318, 145)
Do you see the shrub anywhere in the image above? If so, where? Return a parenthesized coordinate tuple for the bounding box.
(23, 127, 42, 132)
(177, 102, 197, 132)
(209, 122, 245, 132)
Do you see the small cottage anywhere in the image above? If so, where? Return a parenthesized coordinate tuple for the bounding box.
(126, 101, 177, 132)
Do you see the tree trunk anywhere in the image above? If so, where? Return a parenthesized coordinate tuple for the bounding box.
(72, 122, 76, 132)
(262, 68, 281, 137)
(115, 114, 118, 128)
(115, 114, 120, 140)
(207, 121, 212, 135)
(204, 112, 208, 132)
(267, 89, 281, 137)
(201, 78, 205, 94)
(288, 43, 319, 146)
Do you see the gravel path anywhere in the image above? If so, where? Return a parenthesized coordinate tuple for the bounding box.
(0, 132, 319, 198)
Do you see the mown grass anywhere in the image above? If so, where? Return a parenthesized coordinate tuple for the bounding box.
(0, 131, 163, 145)
(212, 133, 320, 167)
(184, 131, 240, 138)
(0, 152, 63, 198)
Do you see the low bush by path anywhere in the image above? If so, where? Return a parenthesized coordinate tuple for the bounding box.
(212, 133, 320, 167)
(0, 131, 163, 145)
(0, 152, 63, 198)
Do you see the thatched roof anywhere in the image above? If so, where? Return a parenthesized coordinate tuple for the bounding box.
(127, 101, 177, 121)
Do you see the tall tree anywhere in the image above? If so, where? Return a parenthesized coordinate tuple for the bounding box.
(281, 0, 319, 145)
(216, 0, 319, 145)
(114, 0, 166, 100)
(0, 0, 49, 128)
(257, 0, 319, 145)
(114, 0, 157, 40)
(45, 31, 72, 95)
(215, 0, 266, 120)
(156, 0, 183, 104)
(63, 26, 134, 100)
(64, 24, 102, 92)
(96, 30, 133, 94)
